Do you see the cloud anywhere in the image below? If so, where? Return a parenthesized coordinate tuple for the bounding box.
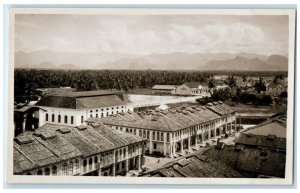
(15, 14, 288, 55)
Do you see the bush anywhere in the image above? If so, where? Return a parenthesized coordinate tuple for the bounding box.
(196, 97, 214, 105)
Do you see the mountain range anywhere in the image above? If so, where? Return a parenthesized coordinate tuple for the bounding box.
(15, 50, 288, 71)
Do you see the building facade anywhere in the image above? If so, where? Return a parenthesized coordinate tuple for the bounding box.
(87, 101, 237, 158)
(175, 82, 210, 96)
(13, 123, 146, 176)
(35, 90, 132, 128)
(152, 85, 177, 95)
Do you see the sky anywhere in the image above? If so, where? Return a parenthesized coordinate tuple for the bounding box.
(15, 14, 289, 56)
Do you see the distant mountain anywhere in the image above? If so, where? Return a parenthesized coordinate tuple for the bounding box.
(203, 55, 288, 71)
(14, 50, 288, 71)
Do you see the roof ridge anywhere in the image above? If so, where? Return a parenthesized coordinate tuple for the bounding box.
(87, 125, 116, 147)
(35, 137, 61, 158)
(14, 145, 36, 165)
(70, 127, 101, 150)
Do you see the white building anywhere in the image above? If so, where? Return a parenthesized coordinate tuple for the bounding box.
(35, 90, 132, 127)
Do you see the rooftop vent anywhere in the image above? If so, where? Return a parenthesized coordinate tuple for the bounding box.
(213, 102, 219, 105)
(201, 107, 207, 110)
(176, 109, 181, 113)
(91, 123, 99, 127)
(15, 135, 34, 145)
(151, 116, 158, 121)
(39, 132, 57, 140)
(177, 159, 189, 167)
(161, 110, 168, 115)
(57, 127, 71, 134)
(207, 103, 213, 106)
(77, 125, 87, 131)
(218, 101, 223, 104)
(182, 110, 189, 115)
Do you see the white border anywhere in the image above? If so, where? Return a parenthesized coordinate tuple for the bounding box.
(6, 8, 296, 185)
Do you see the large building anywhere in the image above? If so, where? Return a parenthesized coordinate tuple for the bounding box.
(34, 90, 132, 128)
(13, 123, 146, 176)
(152, 85, 177, 95)
(86, 101, 237, 158)
(175, 82, 210, 96)
(203, 112, 287, 178)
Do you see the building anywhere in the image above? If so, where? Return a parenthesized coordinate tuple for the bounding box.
(175, 82, 210, 96)
(266, 82, 287, 96)
(140, 152, 241, 177)
(203, 112, 287, 178)
(152, 85, 177, 95)
(13, 123, 146, 176)
(36, 87, 76, 96)
(87, 101, 237, 158)
(34, 90, 132, 128)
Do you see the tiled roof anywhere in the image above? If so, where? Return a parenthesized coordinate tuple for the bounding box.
(35, 90, 125, 109)
(141, 151, 241, 177)
(152, 85, 177, 90)
(243, 122, 286, 139)
(206, 101, 236, 116)
(13, 123, 145, 174)
(91, 106, 221, 132)
(183, 82, 200, 88)
(13, 132, 82, 174)
(203, 145, 286, 178)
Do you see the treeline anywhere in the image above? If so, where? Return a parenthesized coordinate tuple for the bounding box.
(14, 69, 287, 103)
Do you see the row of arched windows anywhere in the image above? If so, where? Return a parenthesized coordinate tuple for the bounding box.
(27, 159, 80, 176)
(45, 113, 74, 124)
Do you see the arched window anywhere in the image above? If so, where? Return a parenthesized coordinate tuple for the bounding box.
(45, 167, 50, 175)
(64, 115, 68, 124)
(71, 116, 74, 124)
(62, 163, 68, 176)
(74, 159, 79, 173)
(58, 115, 61, 123)
(46, 113, 49, 121)
(37, 170, 43, 175)
(69, 161, 73, 175)
(52, 166, 57, 176)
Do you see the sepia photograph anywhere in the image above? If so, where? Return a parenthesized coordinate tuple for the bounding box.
(7, 8, 296, 184)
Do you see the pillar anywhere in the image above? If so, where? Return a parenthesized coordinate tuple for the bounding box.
(112, 163, 116, 176)
(163, 133, 167, 156)
(188, 136, 191, 152)
(235, 120, 237, 132)
(98, 168, 102, 176)
(201, 131, 205, 143)
(137, 155, 141, 171)
(149, 131, 153, 154)
(172, 142, 176, 157)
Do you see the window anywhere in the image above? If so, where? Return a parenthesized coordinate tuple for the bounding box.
(64, 115, 68, 124)
(134, 129, 136, 135)
(58, 115, 61, 123)
(71, 116, 74, 124)
(81, 116, 84, 123)
(62, 163, 68, 176)
(90, 114, 92, 118)
(157, 132, 160, 141)
(147, 131, 150, 139)
(90, 110, 93, 113)
(37, 170, 43, 175)
(96, 114, 98, 118)
(112, 107, 114, 110)
(52, 166, 57, 176)
(45, 167, 50, 175)
(52, 114, 55, 122)
(153, 143, 157, 149)
(101, 109, 104, 111)
(122, 161, 125, 169)
(107, 108, 109, 110)
(123, 148, 126, 158)
(74, 159, 79, 173)
(69, 161, 73, 175)
(117, 107, 119, 109)
(161, 133, 164, 141)
(101, 113, 103, 118)
(107, 112, 109, 116)
(122, 106, 124, 108)
(46, 113, 49, 121)
(153, 132, 155, 140)
(83, 159, 87, 171)
(94, 156, 98, 164)
(96, 109, 98, 112)
(139, 130, 142, 137)
(167, 133, 170, 142)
